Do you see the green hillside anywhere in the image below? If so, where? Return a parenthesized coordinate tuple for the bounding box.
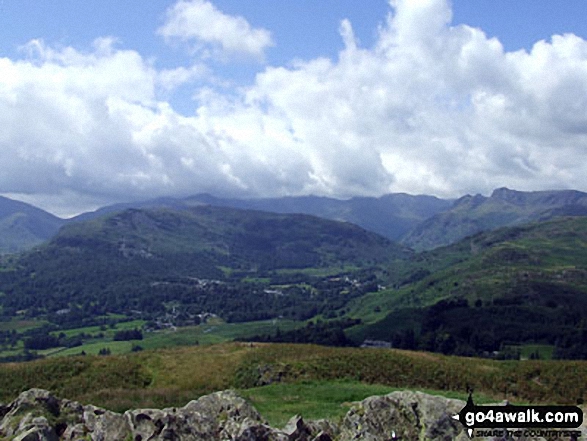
(0, 205, 408, 321)
(349, 217, 587, 358)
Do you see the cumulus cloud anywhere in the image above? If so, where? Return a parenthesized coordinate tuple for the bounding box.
(157, 0, 274, 60)
(2, 0, 587, 216)
(157, 64, 209, 91)
(234, 0, 587, 198)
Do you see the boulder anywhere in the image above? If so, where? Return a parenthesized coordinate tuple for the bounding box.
(338, 390, 467, 441)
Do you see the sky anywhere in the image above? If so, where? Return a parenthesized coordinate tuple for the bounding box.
(1, 0, 587, 217)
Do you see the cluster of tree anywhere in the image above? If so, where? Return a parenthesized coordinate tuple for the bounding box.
(23, 333, 60, 350)
(0, 329, 19, 348)
(362, 296, 587, 359)
(113, 328, 143, 341)
(0, 241, 223, 316)
(23, 331, 86, 350)
(243, 318, 361, 347)
(0, 350, 42, 363)
(0, 203, 400, 334)
(552, 324, 587, 359)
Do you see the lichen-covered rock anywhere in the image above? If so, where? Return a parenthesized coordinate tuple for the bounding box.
(11, 415, 58, 441)
(282, 415, 337, 441)
(338, 390, 467, 441)
(81, 405, 130, 441)
(2, 388, 583, 441)
(1, 388, 300, 441)
(0, 389, 64, 440)
(123, 390, 271, 440)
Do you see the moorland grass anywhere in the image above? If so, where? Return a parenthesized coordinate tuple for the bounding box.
(0, 342, 585, 420)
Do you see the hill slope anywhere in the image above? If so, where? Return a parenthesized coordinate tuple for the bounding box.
(0, 196, 64, 254)
(351, 216, 587, 358)
(401, 187, 587, 250)
(73, 193, 453, 242)
(0, 205, 409, 319)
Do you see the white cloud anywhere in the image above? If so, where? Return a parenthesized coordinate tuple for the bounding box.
(3, 0, 587, 216)
(157, 0, 274, 60)
(225, 0, 587, 198)
(157, 64, 209, 91)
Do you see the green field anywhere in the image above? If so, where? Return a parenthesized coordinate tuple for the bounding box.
(0, 318, 303, 360)
(519, 344, 555, 360)
(240, 381, 399, 427)
(0, 318, 47, 332)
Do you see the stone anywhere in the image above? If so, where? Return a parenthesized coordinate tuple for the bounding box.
(283, 415, 313, 440)
(2, 388, 579, 441)
(338, 390, 468, 441)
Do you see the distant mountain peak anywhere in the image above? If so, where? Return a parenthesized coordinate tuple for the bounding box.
(0, 196, 65, 254)
(491, 187, 516, 197)
(401, 187, 587, 251)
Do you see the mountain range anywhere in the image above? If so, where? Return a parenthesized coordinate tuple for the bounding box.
(71, 192, 453, 243)
(402, 187, 587, 250)
(3, 187, 587, 254)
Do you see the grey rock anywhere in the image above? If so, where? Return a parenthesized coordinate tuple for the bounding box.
(2, 388, 578, 441)
(283, 415, 313, 440)
(338, 390, 468, 441)
(310, 432, 333, 441)
(11, 415, 58, 441)
(82, 405, 130, 441)
(282, 415, 337, 441)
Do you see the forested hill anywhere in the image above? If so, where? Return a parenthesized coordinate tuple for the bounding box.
(351, 216, 587, 358)
(0, 205, 409, 316)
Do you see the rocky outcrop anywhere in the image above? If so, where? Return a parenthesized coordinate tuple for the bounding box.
(1, 388, 584, 441)
(338, 391, 467, 441)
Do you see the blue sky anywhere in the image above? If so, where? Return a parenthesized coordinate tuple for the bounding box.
(3, 2, 586, 60)
(3, 1, 586, 78)
(1, 0, 587, 216)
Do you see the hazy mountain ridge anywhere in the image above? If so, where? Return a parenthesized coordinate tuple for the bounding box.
(72, 192, 453, 242)
(1, 192, 450, 255)
(1, 196, 587, 358)
(400, 187, 587, 250)
(2, 187, 587, 257)
(0, 196, 65, 254)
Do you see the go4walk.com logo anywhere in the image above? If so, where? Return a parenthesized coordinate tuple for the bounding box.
(452, 394, 583, 439)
